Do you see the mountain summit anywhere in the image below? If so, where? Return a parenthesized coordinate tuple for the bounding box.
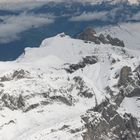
(0, 28, 140, 140)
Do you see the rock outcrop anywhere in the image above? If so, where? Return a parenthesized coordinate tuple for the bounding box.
(118, 65, 140, 97)
(65, 55, 98, 73)
(118, 66, 132, 87)
(82, 64, 140, 140)
(106, 34, 125, 47)
(77, 27, 125, 47)
(0, 69, 30, 82)
(82, 100, 140, 140)
(77, 27, 101, 44)
(1, 94, 25, 110)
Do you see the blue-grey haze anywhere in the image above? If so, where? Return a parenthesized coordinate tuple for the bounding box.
(0, 2, 140, 60)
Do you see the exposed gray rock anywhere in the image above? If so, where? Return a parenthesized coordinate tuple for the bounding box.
(77, 27, 100, 44)
(50, 95, 73, 106)
(98, 33, 110, 44)
(12, 69, 30, 79)
(0, 75, 11, 82)
(93, 98, 109, 112)
(17, 94, 25, 109)
(0, 83, 4, 87)
(24, 103, 39, 112)
(70, 127, 83, 134)
(73, 76, 94, 98)
(118, 65, 140, 98)
(105, 86, 114, 97)
(134, 65, 140, 86)
(79, 90, 93, 98)
(127, 88, 140, 97)
(118, 66, 132, 87)
(0, 74, 96, 112)
(82, 112, 111, 140)
(82, 101, 140, 140)
(59, 125, 69, 130)
(1, 94, 25, 110)
(77, 27, 125, 47)
(65, 56, 98, 73)
(0, 69, 30, 82)
(82, 68, 140, 140)
(113, 89, 125, 106)
(106, 35, 125, 47)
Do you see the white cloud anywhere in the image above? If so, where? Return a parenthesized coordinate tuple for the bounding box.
(0, 0, 65, 11)
(0, 13, 54, 43)
(69, 11, 108, 22)
(0, 1, 48, 11)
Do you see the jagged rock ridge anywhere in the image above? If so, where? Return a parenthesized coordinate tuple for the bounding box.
(77, 27, 125, 47)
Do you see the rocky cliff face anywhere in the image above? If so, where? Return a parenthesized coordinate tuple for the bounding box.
(81, 64, 140, 140)
(77, 27, 125, 47)
(82, 98, 140, 140)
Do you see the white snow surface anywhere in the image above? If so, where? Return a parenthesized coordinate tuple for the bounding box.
(0, 33, 140, 140)
(118, 97, 140, 125)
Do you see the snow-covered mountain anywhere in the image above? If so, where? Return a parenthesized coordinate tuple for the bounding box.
(98, 22, 140, 50)
(0, 28, 140, 140)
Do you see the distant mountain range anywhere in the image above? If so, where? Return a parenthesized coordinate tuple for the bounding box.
(0, 0, 139, 61)
(0, 0, 139, 5)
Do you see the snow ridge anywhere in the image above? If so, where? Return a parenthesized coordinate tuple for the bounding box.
(0, 32, 140, 140)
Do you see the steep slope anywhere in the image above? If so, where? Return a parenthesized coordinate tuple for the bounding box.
(98, 23, 140, 50)
(0, 32, 140, 140)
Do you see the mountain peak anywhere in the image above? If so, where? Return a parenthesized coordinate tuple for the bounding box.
(0, 31, 140, 140)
